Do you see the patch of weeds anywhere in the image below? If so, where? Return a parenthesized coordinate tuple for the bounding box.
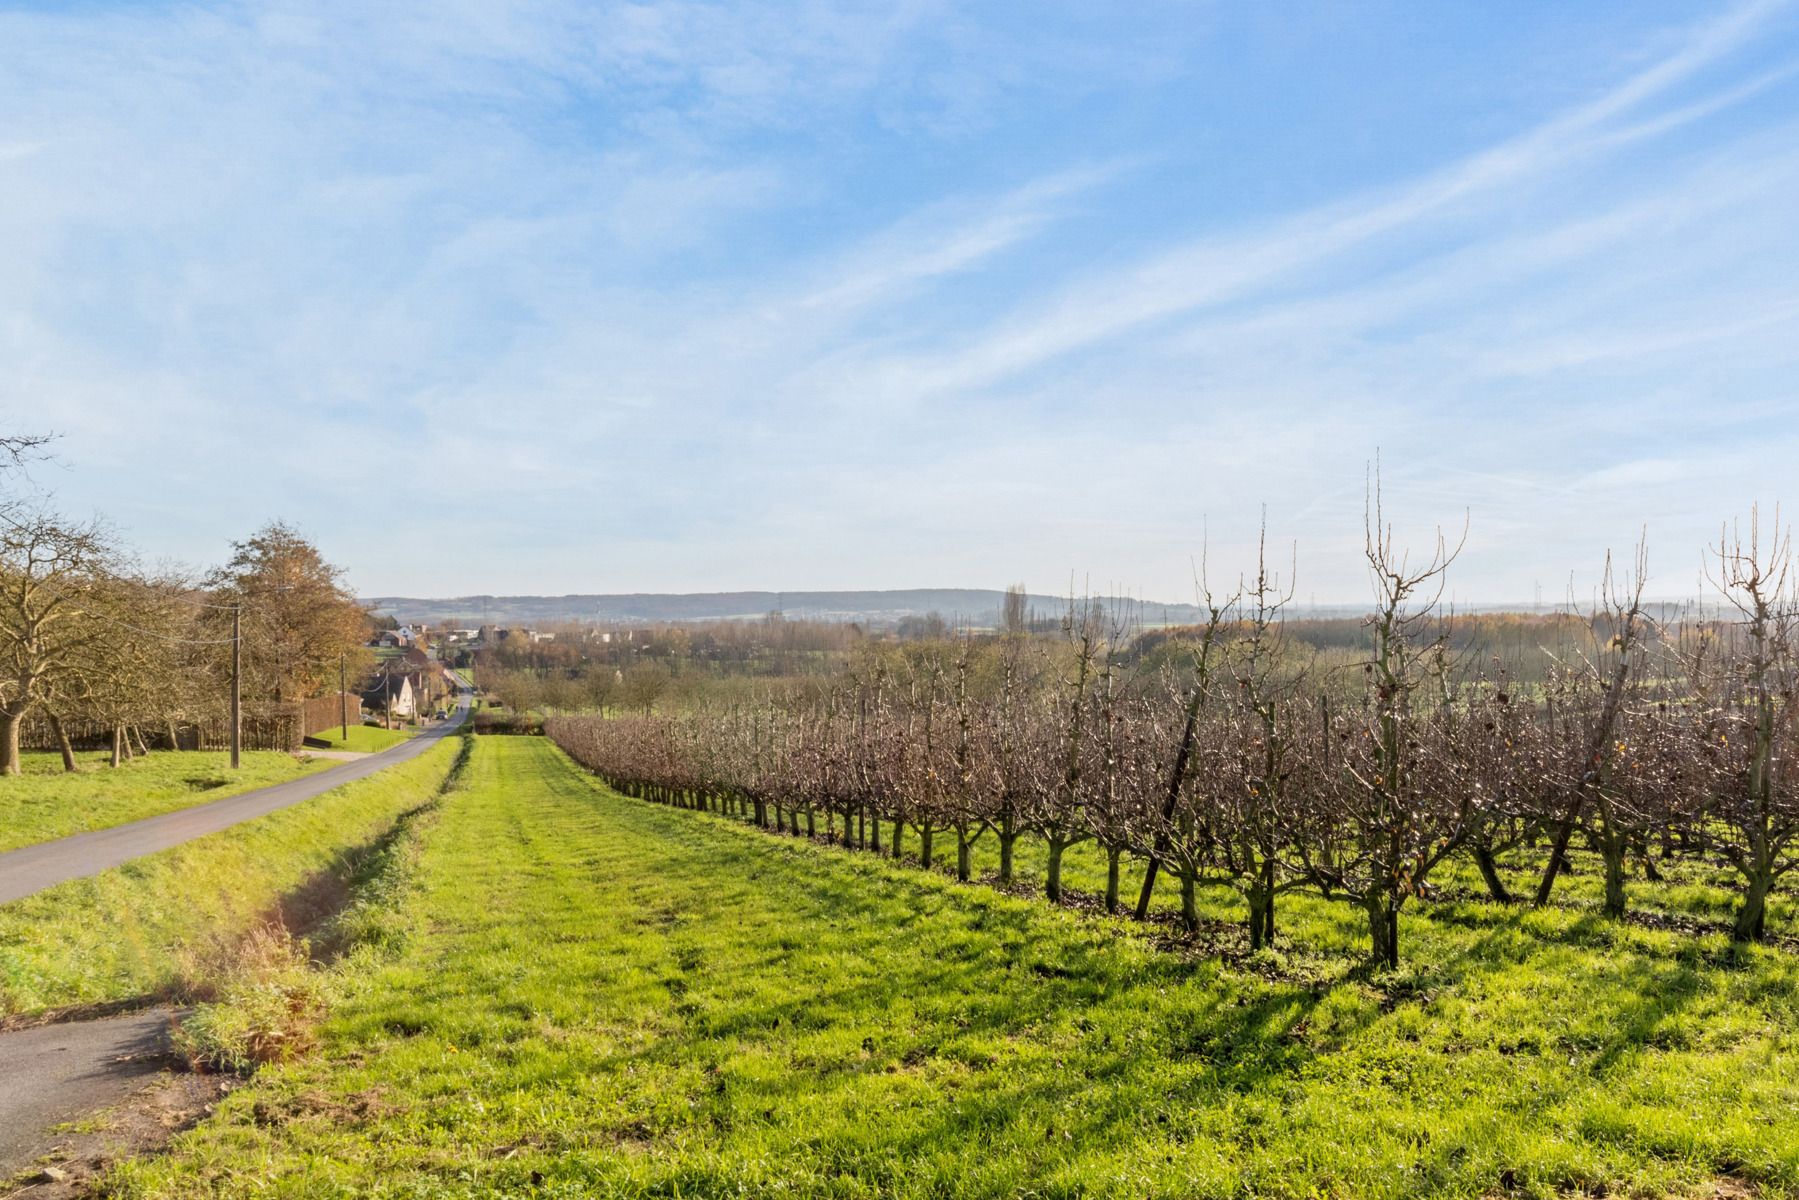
(174, 927, 327, 1073)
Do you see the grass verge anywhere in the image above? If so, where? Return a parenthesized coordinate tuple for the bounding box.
(0, 751, 330, 854)
(112, 736, 1799, 1199)
(175, 750, 460, 1074)
(0, 738, 465, 1019)
(304, 725, 415, 754)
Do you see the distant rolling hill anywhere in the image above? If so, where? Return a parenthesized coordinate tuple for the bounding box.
(362, 589, 1222, 627)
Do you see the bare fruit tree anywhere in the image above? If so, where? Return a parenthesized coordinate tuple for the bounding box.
(1705, 509, 1799, 942)
(1314, 483, 1468, 969)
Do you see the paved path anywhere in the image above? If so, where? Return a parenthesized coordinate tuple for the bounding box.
(0, 1010, 181, 1176)
(0, 693, 469, 907)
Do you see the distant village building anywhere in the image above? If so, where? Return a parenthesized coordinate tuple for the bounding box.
(359, 658, 451, 727)
(372, 624, 424, 650)
(361, 673, 416, 721)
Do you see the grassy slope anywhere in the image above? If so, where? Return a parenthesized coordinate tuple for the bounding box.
(0, 751, 330, 854)
(118, 737, 1799, 1199)
(0, 739, 464, 1017)
(306, 725, 415, 754)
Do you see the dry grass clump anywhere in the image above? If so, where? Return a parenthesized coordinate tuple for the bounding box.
(174, 926, 326, 1073)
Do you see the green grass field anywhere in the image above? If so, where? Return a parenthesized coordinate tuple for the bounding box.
(0, 739, 464, 1017)
(0, 750, 330, 854)
(113, 736, 1799, 1199)
(875, 809, 1797, 945)
(305, 725, 416, 754)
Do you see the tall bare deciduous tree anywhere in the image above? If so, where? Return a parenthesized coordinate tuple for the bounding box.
(0, 507, 116, 774)
(1001, 584, 1029, 635)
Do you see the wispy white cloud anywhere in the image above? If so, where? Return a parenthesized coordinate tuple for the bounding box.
(792, 165, 1118, 316)
(4, 0, 1798, 603)
(860, 0, 1796, 400)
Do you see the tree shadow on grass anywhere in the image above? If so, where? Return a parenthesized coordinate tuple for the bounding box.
(461, 777, 1793, 1198)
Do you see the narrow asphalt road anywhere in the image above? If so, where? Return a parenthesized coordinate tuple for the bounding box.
(0, 1009, 183, 1177)
(0, 691, 469, 907)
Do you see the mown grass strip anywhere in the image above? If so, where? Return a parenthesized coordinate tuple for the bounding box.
(114, 737, 1799, 1199)
(0, 750, 330, 854)
(176, 740, 470, 1074)
(0, 738, 465, 1018)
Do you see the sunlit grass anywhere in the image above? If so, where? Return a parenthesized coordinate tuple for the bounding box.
(0, 740, 463, 1017)
(305, 725, 415, 754)
(114, 737, 1799, 1199)
(894, 814, 1794, 946)
(0, 750, 330, 854)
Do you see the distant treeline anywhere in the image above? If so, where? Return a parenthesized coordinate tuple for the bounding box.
(475, 602, 1703, 721)
(373, 587, 1211, 627)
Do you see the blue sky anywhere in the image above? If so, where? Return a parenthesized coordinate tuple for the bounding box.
(6, 0, 1799, 604)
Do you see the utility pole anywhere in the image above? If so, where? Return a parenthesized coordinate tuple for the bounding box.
(230, 603, 242, 770)
(340, 653, 348, 741)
